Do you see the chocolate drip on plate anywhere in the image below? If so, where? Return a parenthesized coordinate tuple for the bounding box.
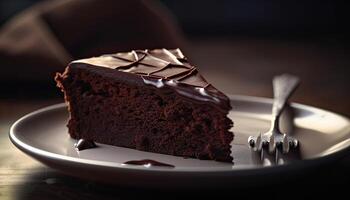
(123, 159, 175, 168)
(74, 139, 97, 151)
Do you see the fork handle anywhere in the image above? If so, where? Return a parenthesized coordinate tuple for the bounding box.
(272, 74, 300, 118)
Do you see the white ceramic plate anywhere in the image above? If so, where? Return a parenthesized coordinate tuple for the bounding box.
(9, 95, 350, 188)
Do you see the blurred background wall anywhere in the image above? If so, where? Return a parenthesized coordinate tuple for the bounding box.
(1, 0, 347, 38)
(0, 0, 349, 115)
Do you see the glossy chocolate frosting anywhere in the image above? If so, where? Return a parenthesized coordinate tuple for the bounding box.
(72, 49, 231, 111)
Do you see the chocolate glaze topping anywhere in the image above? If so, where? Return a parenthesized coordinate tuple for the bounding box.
(74, 139, 97, 151)
(123, 159, 175, 168)
(73, 49, 231, 111)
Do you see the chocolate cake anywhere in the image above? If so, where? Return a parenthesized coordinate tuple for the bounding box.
(55, 49, 234, 162)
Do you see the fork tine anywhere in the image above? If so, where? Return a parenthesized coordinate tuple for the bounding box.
(261, 147, 275, 166)
(256, 133, 263, 152)
(291, 138, 299, 148)
(252, 143, 284, 166)
(282, 134, 289, 153)
(268, 134, 276, 154)
(276, 147, 284, 164)
(278, 144, 301, 164)
(248, 136, 255, 149)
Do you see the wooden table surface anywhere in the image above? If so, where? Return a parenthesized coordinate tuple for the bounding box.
(1, 38, 350, 199)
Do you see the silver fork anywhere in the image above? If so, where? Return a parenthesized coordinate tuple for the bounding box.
(248, 74, 300, 154)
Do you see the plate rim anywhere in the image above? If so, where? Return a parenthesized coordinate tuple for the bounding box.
(8, 94, 350, 174)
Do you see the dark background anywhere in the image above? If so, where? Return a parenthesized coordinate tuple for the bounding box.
(1, 0, 348, 38)
(1, 0, 349, 115)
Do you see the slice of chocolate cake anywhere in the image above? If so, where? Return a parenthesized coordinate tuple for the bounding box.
(55, 49, 234, 162)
